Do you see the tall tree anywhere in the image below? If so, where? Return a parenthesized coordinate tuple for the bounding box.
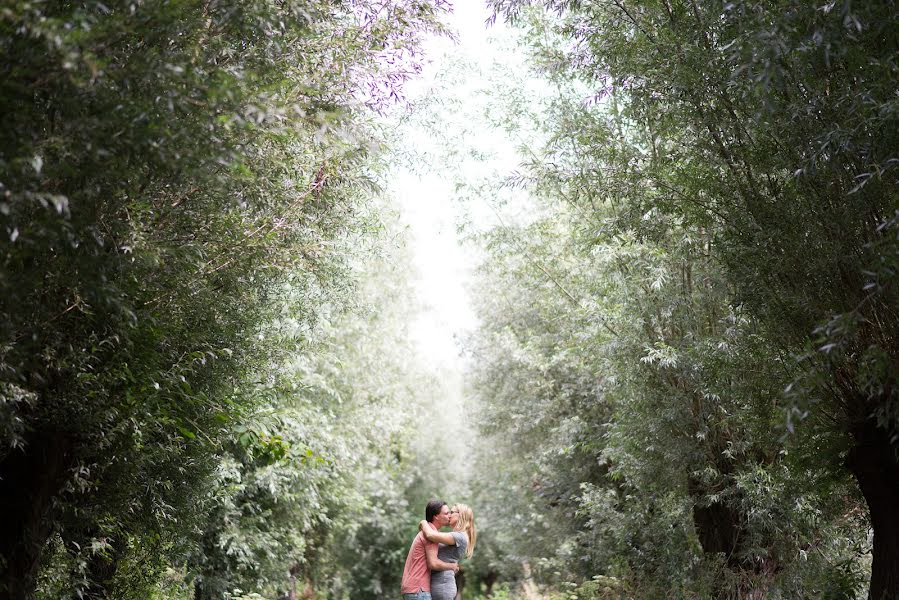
(487, 1, 898, 597)
(467, 198, 866, 596)
(187, 221, 442, 599)
(0, 0, 447, 596)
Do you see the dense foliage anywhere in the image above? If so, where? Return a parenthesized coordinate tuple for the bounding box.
(1, 0, 447, 597)
(179, 235, 446, 600)
(462, 1, 897, 598)
(4, 0, 895, 598)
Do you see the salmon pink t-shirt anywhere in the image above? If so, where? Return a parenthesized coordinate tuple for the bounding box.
(401, 531, 434, 593)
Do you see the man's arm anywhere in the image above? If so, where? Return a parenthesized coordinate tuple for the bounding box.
(425, 541, 459, 573)
(419, 520, 459, 545)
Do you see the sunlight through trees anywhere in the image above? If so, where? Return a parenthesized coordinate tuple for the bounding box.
(2, 1, 896, 599)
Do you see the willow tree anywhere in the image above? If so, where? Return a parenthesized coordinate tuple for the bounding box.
(466, 193, 865, 595)
(181, 217, 441, 599)
(0, 0, 446, 597)
(489, 1, 898, 597)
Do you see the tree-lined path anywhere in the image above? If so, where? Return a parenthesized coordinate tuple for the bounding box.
(1, 1, 897, 599)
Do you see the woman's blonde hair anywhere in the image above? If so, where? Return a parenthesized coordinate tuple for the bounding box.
(452, 503, 477, 558)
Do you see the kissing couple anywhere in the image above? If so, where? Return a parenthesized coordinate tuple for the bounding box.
(400, 499, 477, 600)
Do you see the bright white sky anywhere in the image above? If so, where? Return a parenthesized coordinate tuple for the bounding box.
(385, 0, 555, 494)
(390, 0, 526, 372)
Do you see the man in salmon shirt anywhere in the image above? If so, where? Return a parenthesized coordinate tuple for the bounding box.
(401, 499, 459, 599)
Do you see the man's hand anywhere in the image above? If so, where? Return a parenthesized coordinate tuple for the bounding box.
(452, 563, 461, 574)
(419, 520, 429, 531)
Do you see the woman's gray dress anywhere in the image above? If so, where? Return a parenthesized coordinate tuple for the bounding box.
(430, 531, 468, 600)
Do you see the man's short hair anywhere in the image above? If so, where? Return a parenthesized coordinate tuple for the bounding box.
(425, 499, 447, 523)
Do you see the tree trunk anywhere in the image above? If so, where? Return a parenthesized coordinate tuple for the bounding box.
(286, 570, 296, 600)
(687, 476, 741, 563)
(0, 429, 73, 599)
(483, 570, 498, 598)
(847, 418, 899, 600)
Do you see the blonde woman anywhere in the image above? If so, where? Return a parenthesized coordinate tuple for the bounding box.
(419, 503, 477, 600)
